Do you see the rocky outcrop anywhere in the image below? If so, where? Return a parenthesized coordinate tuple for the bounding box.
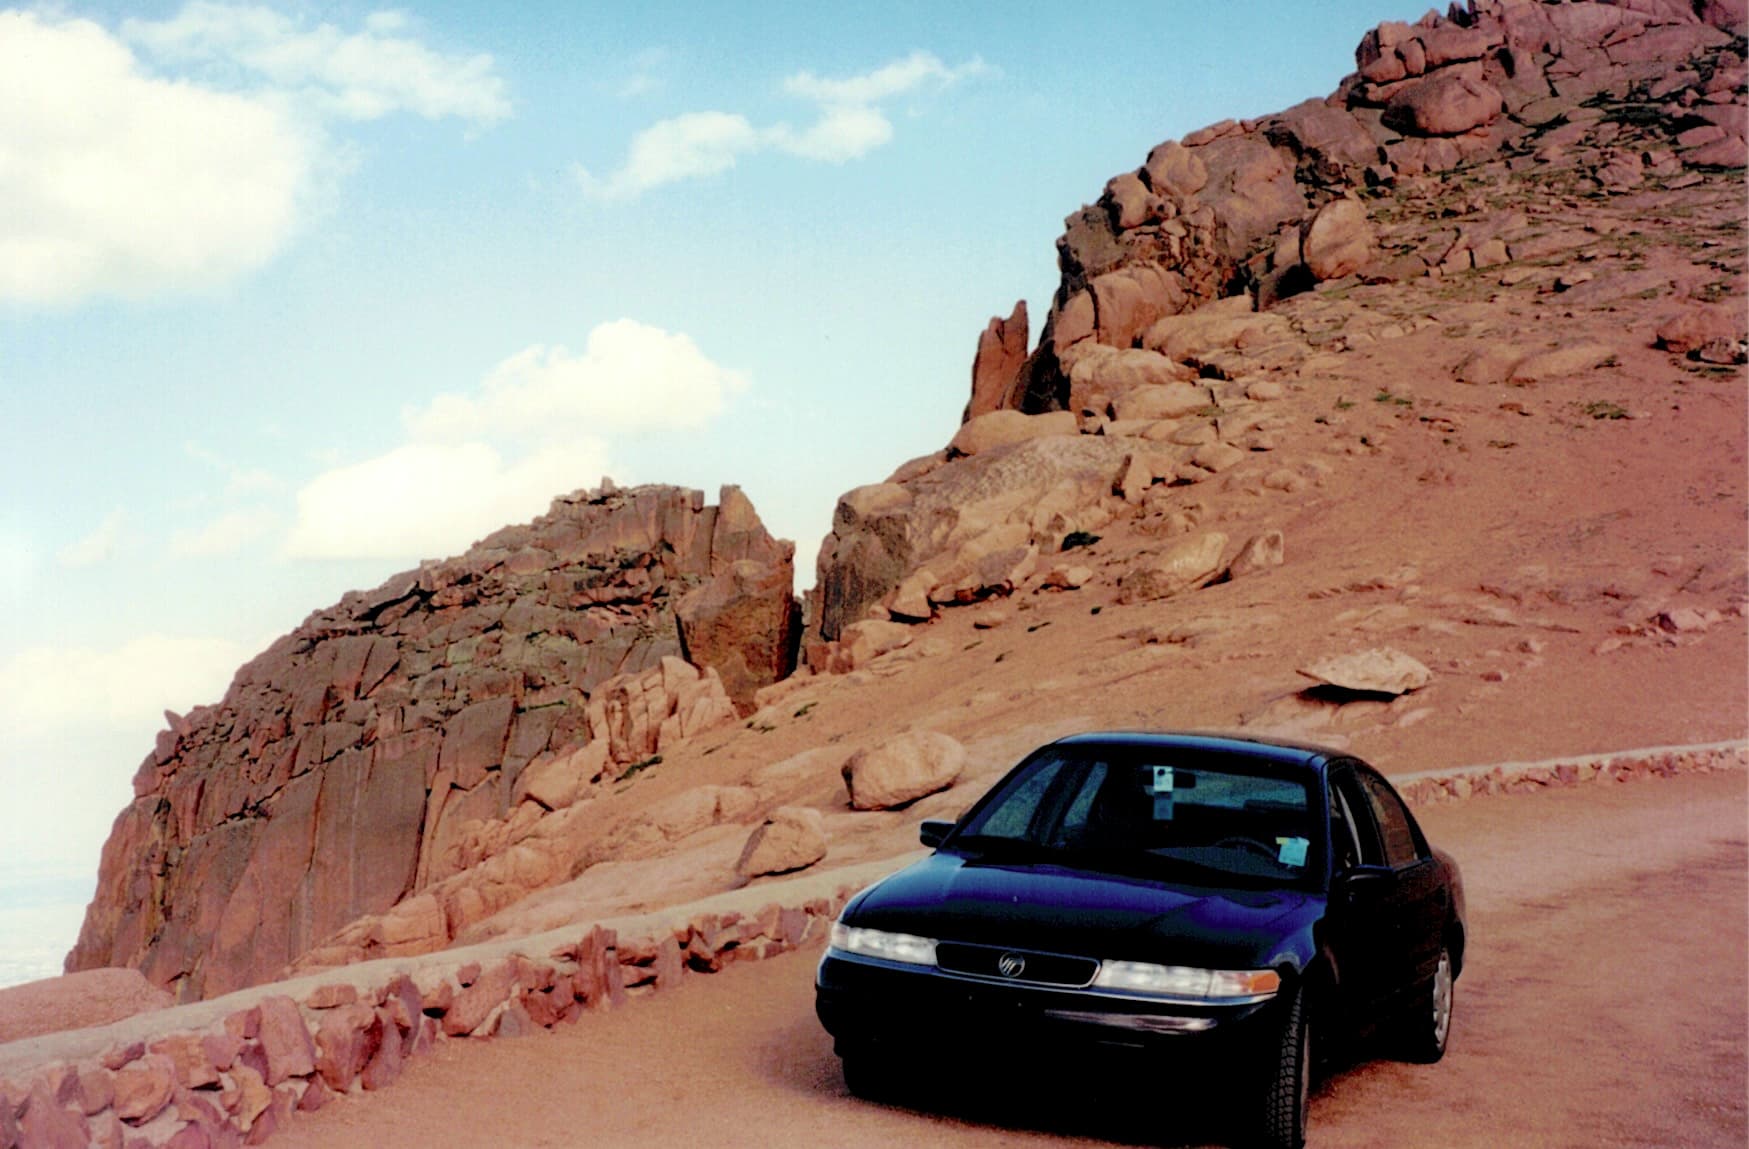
(810, 434, 1130, 642)
(964, 300, 1029, 421)
(70, 484, 798, 1002)
(970, 0, 1745, 418)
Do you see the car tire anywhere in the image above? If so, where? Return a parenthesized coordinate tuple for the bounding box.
(1255, 984, 1311, 1149)
(1398, 945, 1454, 1064)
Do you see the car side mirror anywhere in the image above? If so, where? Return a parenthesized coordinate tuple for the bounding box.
(1335, 865, 1394, 903)
(919, 819, 954, 849)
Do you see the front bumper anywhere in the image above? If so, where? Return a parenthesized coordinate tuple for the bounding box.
(816, 948, 1283, 1059)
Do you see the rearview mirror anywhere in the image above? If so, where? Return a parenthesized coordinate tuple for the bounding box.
(919, 819, 954, 849)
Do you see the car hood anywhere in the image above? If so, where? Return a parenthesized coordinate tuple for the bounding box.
(848, 853, 1323, 970)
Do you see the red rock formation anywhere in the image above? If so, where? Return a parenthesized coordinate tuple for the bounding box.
(963, 300, 1029, 422)
(987, 0, 1745, 417)
(69, 484, 797, 1001)
(815, 0, 1746, 645)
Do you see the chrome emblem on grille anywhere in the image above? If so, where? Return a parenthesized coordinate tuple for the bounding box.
(997, 952, 1027, 979)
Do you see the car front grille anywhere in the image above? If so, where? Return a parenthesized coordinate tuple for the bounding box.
(934, 941, 1099, 988)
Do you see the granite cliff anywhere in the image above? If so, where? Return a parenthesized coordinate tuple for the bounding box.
(69, 484, 799, 1000)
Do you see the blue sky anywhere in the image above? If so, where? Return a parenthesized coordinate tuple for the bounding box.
(0, 0, 1416, 917)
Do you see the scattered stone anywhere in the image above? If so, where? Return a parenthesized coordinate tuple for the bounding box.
(1455, 346, 1520, 385)
(255, 996, 316, 1086)
(1508, 344, 1615, 383)
(1112, 382, 1211, 422)
(1656, 305, 1745, 363)
(1298, 648, 1434, 696)
(1041, 564, 1094, 590)
(111, 1055, 175, 1124)
(736, 808, 829, 879)
(1226, 531, 1285, 580)
(1116, 534, 1230, 604)
(842, 732, 967, 811)
(1190, 442, 1247, 473)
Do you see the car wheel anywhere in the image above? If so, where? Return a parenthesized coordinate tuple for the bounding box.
(1399, 946, 1454, 1064)
(1255, 984, 1311, 1149)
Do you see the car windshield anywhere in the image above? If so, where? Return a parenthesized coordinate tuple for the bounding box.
(950, 750, 1320, 888)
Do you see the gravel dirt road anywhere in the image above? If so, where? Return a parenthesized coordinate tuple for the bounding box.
(275, 769, 1747, 1148)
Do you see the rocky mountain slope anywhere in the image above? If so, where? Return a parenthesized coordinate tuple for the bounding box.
(68, 0, 1746, 1006)
(812, 0, 1747, 639)
(68, 486, 799, 1000)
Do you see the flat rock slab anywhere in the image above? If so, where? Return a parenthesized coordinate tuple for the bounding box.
(1299, 648, 1434, 696)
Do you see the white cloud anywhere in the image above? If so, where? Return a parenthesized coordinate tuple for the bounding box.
(769, 104, 894, 163)
(578, 112, 761, 201)
(0, 11, 315, 306)
(782, 51, 986, 106)
(282, 442, 611, 560)
(56, 510, 126, 569)
(407, 319, 750, 441)
(285, 319, 744, 561)
(122, 3, 510, 124)
(183, 441, 280, 497)
(612, 48, 670, 100)
(0, 633, 256, 738)
(580, 51, 984, 200)
(170, 508, 276, 557)
(0, 528, 39, 608)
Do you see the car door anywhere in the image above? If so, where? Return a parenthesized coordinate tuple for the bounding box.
(1354, 766, 1447, 998)
(1322, 763, 1397, 1019)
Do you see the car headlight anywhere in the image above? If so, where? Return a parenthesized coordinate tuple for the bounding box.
(1092, 960, 1281, 1001)
(829, 922, 938, 967)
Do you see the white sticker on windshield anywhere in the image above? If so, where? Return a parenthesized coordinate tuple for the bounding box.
(1151, 766, 1175, 793)
(1277, 837, 1309, 867)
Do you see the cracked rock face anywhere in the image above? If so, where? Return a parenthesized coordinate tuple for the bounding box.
(70, 483, 797, 1001)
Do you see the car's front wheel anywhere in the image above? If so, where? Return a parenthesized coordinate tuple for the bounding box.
(1398, 945, 1454, 1063)
(1254, 984, 1311, 1149)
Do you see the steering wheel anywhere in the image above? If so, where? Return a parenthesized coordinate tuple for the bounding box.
(1213, 836, 1277, 859)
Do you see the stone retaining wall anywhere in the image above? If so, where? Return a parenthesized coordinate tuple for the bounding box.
(2, 741, 1742, 1148)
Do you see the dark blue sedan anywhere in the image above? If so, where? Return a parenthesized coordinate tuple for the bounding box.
(815, 732, 1466, 1149)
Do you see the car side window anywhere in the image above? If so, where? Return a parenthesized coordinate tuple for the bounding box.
(967, 757, 1068, 840)
(1357, 771, 1424, 869)
(1330, 770, 1385, 868)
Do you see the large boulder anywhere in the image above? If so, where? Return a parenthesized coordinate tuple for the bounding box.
(1117, 534, 1230, 603)
(736, 807, 829, 878)
(1384, 72, 1504, 137)
(1301, 197, 1375, 281)
(842, 732, 967, 810)
(677, 556, 801, 713)
(70, 483, 796, 1001)
(813, 435, 1131, 641)
(949, 410, 1080, 457)
(0, 967, 174, 1044)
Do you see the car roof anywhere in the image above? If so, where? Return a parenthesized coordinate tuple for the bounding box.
(1048, 730, 1341, 772)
